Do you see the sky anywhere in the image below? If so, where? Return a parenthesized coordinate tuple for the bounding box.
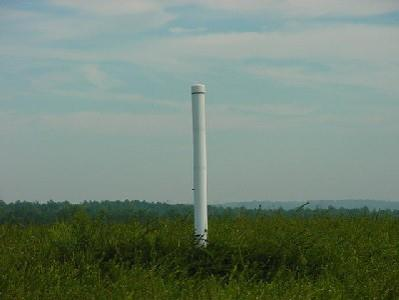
(0, 0, 398, 203)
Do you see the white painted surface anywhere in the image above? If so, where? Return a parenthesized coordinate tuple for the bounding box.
(191, 83, 208, 246)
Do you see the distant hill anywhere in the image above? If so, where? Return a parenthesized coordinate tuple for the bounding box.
(220, 200, 399, 211)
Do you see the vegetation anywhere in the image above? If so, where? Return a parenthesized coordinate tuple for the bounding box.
(1, 201, 399, 299)
(1, 199, 397, 225)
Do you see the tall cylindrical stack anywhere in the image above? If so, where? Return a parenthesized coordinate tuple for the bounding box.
(191, 84, 208, 246)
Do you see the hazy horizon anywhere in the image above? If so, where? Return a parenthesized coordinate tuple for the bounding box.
(1, 1, 398, 203)
(2, 198, 399, 206)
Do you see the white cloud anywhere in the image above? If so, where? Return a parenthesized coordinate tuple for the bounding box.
(0, 8, 40, 19)
(0, 100, 397, 142)
(2, 0, 398, 44)
(39, 111, 190, 136)
(281, 0, 399, 16)
(20, 25, 399, 67)
(136, 25, 399, 63)
(0, 3, 174, 41)
(0, 111, 188, 136)
(9, 23, 398, 65)
(211, 103, 315, 117)
(80, 64, 122, 90)
(207, 103, 317, 131)
(0, 110, 274, 137)
(3, 23, 398, 93)
(29, 65, 116, 91)
(47, 0, 399, 17)
(127, 24, 399, 92)
(0, 111, 36, 135)
(1, 1, 398, 97)
(246, 61, 399, 93)
(27, 64, 183, 109)
(169, 27, 207, 34)
(49, 0, 163, 15)
(177, 0, 399, 16)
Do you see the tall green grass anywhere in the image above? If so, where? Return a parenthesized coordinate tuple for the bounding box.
(1, 212, 399, 299)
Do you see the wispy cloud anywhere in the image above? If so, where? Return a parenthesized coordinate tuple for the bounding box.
(80, 64, 122, 90)
(246, 62, 399, 93)
(2, 20, 398, 94)
(48, 0, 399, 17)
(2, 101, 394, 139)
(40, 111, 190, 136)
(1, 0, 398, 202)
(29, 64, 122, 93)
(49, 0, 165, 15)
(137, 25, 399, 63)
(169, 27, 207, 34)
(0, 110, 188, 136)
(0, 3, 175, 42)
(210, 103, 316, 117)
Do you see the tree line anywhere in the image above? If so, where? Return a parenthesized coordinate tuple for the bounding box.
(0, 199, 398, 225)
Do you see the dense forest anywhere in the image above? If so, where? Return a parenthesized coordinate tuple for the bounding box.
(1, 201, 399, 299)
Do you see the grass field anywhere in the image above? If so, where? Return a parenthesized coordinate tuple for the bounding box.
(1, 211, 399, 299)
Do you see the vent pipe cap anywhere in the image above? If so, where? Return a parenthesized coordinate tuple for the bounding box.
(191, 84, 206, 94)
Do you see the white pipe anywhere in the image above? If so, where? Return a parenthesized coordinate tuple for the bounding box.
(191, 83, 208, 246)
